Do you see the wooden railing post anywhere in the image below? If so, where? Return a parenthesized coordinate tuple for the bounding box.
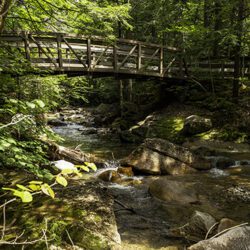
(23, 32, 30, 61)
(57, 34, 63, 69)
(137, 43, 142, 71)
(87, 38, 91, 69)
(221, 60, 225, 80)
(179, 53, 184, 78)
(159, 46, 164, 75)
(113, 44, 118, 72)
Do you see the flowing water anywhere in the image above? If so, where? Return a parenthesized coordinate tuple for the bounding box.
(53, 123, 250, 249)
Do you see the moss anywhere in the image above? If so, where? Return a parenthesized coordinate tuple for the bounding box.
(48, 219, 68, 244)
(150, 116, 185, 143)
(196, 129, 219, 140)
(196, 128, 248, 143)
(66, 224, 109, 250)
(74, 208, 88, 218)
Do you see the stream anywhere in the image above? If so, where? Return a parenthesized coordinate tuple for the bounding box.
(53, 120, 250, 249)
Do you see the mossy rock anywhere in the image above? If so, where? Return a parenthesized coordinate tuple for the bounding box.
(149, 116, 185, 143)
(66, 223, 110, 250)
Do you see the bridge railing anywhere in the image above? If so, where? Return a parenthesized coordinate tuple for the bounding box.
(188, 60, 250, 80)
(0, 32, 185, 78)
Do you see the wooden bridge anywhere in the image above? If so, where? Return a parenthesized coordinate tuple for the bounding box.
(0, 32, 249, 80)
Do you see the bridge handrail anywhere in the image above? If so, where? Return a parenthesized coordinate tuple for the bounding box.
(0, 31, 180, 52)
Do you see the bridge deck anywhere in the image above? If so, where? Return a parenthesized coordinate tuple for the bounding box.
(0, 32, 184, 79)
(0, 32, 249, 80)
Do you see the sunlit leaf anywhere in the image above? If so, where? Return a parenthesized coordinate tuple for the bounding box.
(28, 184, 41, 191)
(2, 187, 16, 192)
(84, 162, 97, 171)
(35, 100, 45, 108)
(16, 184, 31, 191)
(29, 181, 43, 185)
(56, 175, 68, 187)
(13, 190, 33, 203)
(76, 165, 89, 172)
(41, 184, 55, 198)
(61, 169, 74, 175)
(26, 102, 36, 109)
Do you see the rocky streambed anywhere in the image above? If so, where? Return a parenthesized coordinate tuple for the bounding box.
(47, 107, 250, 250)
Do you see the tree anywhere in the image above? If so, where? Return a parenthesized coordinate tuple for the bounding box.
(3, 0, 131, 38)
(0, 0, 12, 32)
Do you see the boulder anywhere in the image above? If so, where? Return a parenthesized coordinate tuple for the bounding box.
(117, 167, 134, 177)
(217, 218, 238, 233)
(215, 157, 235, 169)
(169, 211, 217, 242)
(121, 146, 196, 175)
(119, 130, 142, 143)
(143, 138, 211, 170)
(183, 115, 212, 135)
(149, 178, 199, 204)
(66, 114, 86, 124)
(48, 119, 67, 126)
(188, 226, 250, 250)
(121, 138, 211, 175)
(94, 103, 120, 125)
(80, 128, 98, 135)
(97, 170, 122, 183)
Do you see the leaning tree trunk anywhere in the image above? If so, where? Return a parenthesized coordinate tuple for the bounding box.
(0, 0, 12, 33)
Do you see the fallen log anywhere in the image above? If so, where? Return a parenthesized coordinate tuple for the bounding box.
(43, 140, 105, 167)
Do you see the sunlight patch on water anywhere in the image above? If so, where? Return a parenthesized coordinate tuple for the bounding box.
(209, 168, 229, 177)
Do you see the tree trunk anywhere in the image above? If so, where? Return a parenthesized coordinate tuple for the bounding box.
(232, 0, 245, 102)
(203, 0, 211, 28)
(0, 0, 12, 33)
(213, 0, 222, 57)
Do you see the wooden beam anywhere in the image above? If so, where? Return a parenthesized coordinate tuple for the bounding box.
(178, 54, 184, 78)
(87, 38, 91, 69)
(137, 43, 142, 71)
(23, 32, 30, 61)
(29, 35, 57, 67)
(62, 37, 87, 68)
(113, 44, 118, 72)
(141, 48, 160, 70)
(159, 47, 164, 75)
(57, 34, 63, 69)
(92, 45, 110, 69)
(118, 45, 137, 70)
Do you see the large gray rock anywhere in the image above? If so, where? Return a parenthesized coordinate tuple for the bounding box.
(169, 211, 217, 242)
(188, 226, 250, 250)
(149, 178, 199, 204)
(122, 145, 197, 175)
(183, 115, 212, 135)
(121, 138, 211, 175)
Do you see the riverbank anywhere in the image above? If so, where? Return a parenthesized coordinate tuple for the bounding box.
(1, 100, 249, 249)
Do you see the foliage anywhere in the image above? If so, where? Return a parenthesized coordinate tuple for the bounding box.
(0, 74, 63, 178)
(4, 0, 131, 38)
(2, 162, 97, 203)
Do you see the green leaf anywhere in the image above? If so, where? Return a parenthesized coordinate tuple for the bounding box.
(41, 184, 55, 199)
(6, 138, 17, 144)
(26, 102, 36, 109)
(35, 100, 45, 108)
(76, 165, 89, 172)
(61, 169, 74, 175)
(56, 175, 68, 187)
(29, 184, 41, 191)
(16, 184, 31, 191)
(29, 181, 43, 185)
(84, 162, 97, 171)
(13, 190, 33, 203)
(2, 187, 16, 192)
